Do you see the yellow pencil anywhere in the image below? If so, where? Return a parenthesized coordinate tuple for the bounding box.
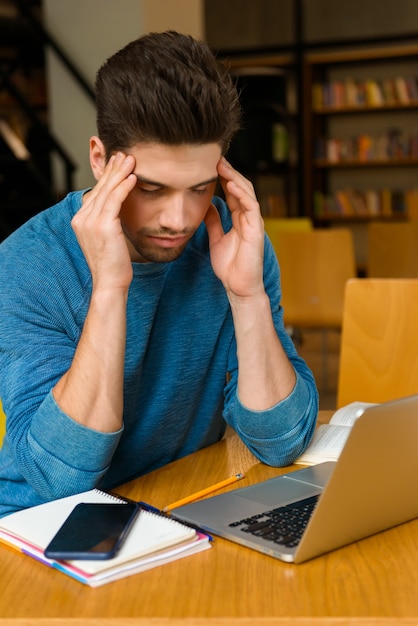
(163, 473, 244, 512)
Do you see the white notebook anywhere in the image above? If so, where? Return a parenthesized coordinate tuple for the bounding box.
(0, 489, 210, 587)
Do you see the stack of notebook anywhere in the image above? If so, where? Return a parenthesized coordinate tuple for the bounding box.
(0, 488, 211, 587)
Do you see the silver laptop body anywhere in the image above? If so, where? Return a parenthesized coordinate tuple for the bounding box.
(172, 395, 418, 563)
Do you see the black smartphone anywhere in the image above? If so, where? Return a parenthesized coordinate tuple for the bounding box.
(44, 501, 140, 560)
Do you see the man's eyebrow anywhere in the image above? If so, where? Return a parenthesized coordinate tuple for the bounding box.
(134, 174, 218, 188)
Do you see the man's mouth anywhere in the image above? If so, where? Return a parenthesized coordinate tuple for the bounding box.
(147, 235, 189, 248)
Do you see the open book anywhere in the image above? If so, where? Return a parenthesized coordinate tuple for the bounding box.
(295, 401, 378, 465)
(0, 489, 210, 587)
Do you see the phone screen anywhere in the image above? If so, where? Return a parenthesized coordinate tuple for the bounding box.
(44, 501, 140, 560)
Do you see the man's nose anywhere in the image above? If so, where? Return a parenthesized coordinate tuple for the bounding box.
(159, 194, 188, 232)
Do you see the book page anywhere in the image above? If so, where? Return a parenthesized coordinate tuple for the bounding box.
(295, 401, 378, 465)
(329, 401, 378, 426)
(295, 424, 352, 465)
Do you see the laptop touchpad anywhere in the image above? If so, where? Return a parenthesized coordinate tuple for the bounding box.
(235, 476, 321, 507)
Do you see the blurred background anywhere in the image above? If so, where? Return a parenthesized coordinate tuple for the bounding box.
(2, 0, 418, 409)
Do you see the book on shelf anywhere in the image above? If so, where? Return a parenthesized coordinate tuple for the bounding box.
(295, 401, 378, 465)
(0, 488, 211, 587)
(261, 192, 288, 218)
(312, 75, 418, 110)
(405, 188, 418, 219)
(394, 76, 410, 104)
(364, 190, 380, 215)
(357, 134, 373, 161)
(365, 79, 384, 106)
(334, 190, 355, 215)
(381, 77, 397, 105)
(381, 188, 393, 216)
(405, 76, 418, 102)
(313, 184, 418, 218)
(344, 77, 359, 107)
(316, 128, 418, 164)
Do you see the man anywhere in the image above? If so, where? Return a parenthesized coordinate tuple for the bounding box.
(0, 31, 318, 517)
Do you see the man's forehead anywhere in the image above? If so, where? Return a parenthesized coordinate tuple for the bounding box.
(128, 142, 222, 188)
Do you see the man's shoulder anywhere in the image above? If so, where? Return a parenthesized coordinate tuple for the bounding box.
(0, 191, 86, 280)
(1, 191, 82, 250)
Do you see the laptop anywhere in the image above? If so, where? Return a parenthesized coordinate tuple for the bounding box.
(172, 394, 418, 563)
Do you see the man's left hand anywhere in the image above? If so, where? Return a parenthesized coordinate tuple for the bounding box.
(204, 157, 265, 299)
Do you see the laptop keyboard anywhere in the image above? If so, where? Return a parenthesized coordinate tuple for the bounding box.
(228, 494, 320, 548)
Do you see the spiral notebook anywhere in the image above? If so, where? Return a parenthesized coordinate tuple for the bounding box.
(0, 489, 210, 587)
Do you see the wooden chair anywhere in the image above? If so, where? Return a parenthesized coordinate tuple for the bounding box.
(264, 217, 313, 245)
(367, 221, 418, 278)
(337, 278, 418, 408)
(274, 228, 356, 390)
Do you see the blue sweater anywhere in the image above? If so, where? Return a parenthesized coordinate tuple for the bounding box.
(0, 191, 318, 516)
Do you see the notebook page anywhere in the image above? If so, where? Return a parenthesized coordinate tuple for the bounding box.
(67, 507, 196, 575)
(0, 489, 124, 548)
(0, 488, 196, 576)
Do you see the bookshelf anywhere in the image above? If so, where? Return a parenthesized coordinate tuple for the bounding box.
(220, 40, 418, 227)
(304, 44, 418, 223)
(222, 53, 300, 217)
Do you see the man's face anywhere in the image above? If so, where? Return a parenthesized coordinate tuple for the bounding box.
(119, 142, 222, 263)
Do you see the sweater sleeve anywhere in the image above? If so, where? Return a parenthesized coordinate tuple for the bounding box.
(24, 392, 123, 499)
(0, 211, 123, 501)
(0, 294, 124, 500)
(223, 234, 319, 466)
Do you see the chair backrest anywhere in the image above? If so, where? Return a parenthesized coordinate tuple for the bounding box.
(264, 217, 313, 244)
(367, 221, 418, 278)
(274, 228, 356, 328)
(337, 278, 418, 408)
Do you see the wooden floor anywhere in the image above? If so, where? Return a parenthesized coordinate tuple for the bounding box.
(296, 328, 340, 411)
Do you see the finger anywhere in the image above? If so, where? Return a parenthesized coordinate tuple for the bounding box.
(223, 181, 265, 240)
(224, 179, 259, 217)
(90, 153, 135, 200)
(82, 153, 136, 217)
(218, 157, 254, 194)
(218, 170, 256, 216)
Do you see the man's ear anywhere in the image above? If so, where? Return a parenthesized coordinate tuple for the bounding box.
(89, 136, 107, 181)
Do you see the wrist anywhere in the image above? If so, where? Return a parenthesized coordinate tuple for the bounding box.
(228, 290, 270, 319)
(91, 283, 130, 304)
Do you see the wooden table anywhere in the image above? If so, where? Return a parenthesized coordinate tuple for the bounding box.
(1, 411, 418, 626)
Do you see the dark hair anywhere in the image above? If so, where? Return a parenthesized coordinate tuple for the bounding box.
(95, 31, 241, 157)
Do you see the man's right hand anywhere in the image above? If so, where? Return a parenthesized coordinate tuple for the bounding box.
(71, 151, 137, 293)
(53, 152, 137, 433)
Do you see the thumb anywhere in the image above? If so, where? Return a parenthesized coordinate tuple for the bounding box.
(204, 203, 224, 245)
